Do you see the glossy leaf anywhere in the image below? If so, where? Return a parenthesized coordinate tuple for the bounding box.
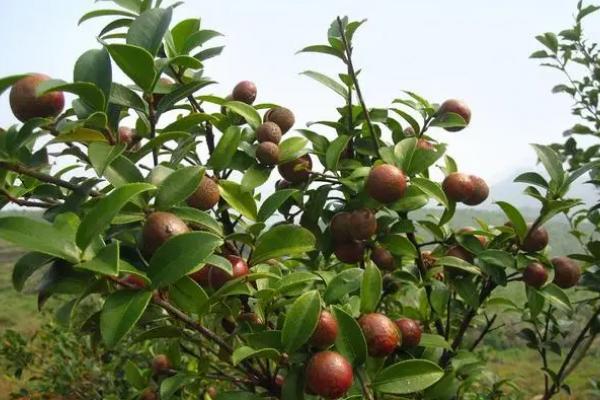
(127, 7, 173, 55)
(251, 224, 316, 265)
(219, 180, 258, 221)
(209, 126, 242, 171)
(106, 43, 157, 92)
(156, 166, 204, 210)
(282, 290, 321, 352)
(332, 306, 367, 366)
(373, 359, 444, 394)
(100, 290, 152, 347)
(257, 189, 298, 222)
(360, 263, 382, 313)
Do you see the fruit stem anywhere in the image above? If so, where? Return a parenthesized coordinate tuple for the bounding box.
(336, 17, 381, 158)
(356, 367, 375, 400)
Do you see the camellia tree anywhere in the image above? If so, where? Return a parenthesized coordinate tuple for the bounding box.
(0, 0, 597, 399)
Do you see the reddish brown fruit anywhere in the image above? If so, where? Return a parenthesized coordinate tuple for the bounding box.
(151, 354, 172, 375)
(458, 227, 488, 247)
(189, 266, 211, 287)
(232, 80, 257, 104)
(330, 211, 354, 243)
(140, 387, 158, 400)
(438, 99, 471, 131)
(522, 262, 548, 289)
(256, 142, 280, 165)
(121, 274, 147, 289)
(275, 179, 293, 190)
(310, 310, 339, 348)
(446, 245, 474, 264)
(278, 154, 312, 183)
(256, 121, 282, 144)
(265, 107, 295, 133)
(186, 175, 220, 210)
(521, 224, 549, 252)
(395, 318, 422, 348)
(334, 241, 365, 264)
(552, 256, 581, 289)
(421, 251, 437, 271)
(417, 138, 434, 151)
(371, 246, 395, 271)
(404, 126, 416, 136)
(349, 208, 377, 240)
(359, 313, 400, 357)
(152, 77, 174, 104)
(142, 212, 190, 256)
(442, 173, 474, 203)
(463, 175, 489, 205)
(205, 255, 250, 289)
(118, 127, 141, 151)
(10, 74, 65, 122)
(305, 351, 353, 399)
(366, 164, 407, 203)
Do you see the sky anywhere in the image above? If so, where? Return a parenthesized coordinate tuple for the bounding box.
(1, 0, 599, 189)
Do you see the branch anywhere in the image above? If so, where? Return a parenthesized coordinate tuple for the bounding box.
(337, 17, 380, 158)
(0, 162, 102, 197)
(0, 188, 56, 208)
(469, 314, 497, 351)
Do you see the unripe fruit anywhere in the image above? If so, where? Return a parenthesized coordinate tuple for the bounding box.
(438, 99, 471, 131)
(186, 175, 220, 210)
(446, 245, 474, 264)
(10, 74, 65, 122)
(417, 138, 434, 151)
(151, 354, 172, 375)
(205, 386, 218, 399)
(366, 164, 407, 203)
(442, 173, 474, 203)
(522, 262, 548, 289)
(305, 351, 353, 399)
(395, 318, 422, 348)
(256, 142, 280, 165)
(349, 208, 377, 240)
(330, 211, 353, 243)
(278, 154, 312, 183)
(121, 274, 147, 289)
(310, 310, 338, 348)
(152, 77, 174, 104)
(200, 255, 250, 290)
(404, 126, 416, 136)
(371, 246, 395, 271)
(552, 256, 581, 289)
(265, 107, 295, 133)
(334, 241, 365, 264)
(463, 175, 489, 205)
(118, 127, 141, 151)
(232, 80, 257, 105)
(142, 212, 190, 256)
(521, 224, 549, 252)
(256, 121, 282, 144)
(358, 313, 401, 357)
(140, 388, 158, 400)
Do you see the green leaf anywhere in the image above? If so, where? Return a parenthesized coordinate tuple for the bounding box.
(360, 263, 382, 313)
(301, 70, 348, 99)
(326, 135, 351, 171)
(127, 7, 173, 55)
(251, 224, 316, 265)
(0, 74, 29, 97)
(209, 126, 242, 171)
(52, 128, 108, 143)
(182, 29, 223, 53)
(156, 80, 213, 113)
(282, 290, 321, 352)
(535, 32, 559, 53)
(297, 45, 345, 59)
(373, 359, 444, 394)
(89, 142, 127, 176)
(12, 252, 54, 292)
(76, 242, 120, 276)
(170, 206, 223, 236)
(332, 306, 367, 366)
(419, 334, 451, 349)
(257, 189, 298, 222)
(381, 235, 417, 257)
(435, 256, 481, 275)
(160, 374, 195, 400)
(276, 271, 321, 293)
(531, 144, 565, 187)
(100, 290, 152, 347)
(76, 183, 155, 250)
(130, 131, 190, 163)
(37, 79, 105, 111)
(106, 43, 157, 92)
(219, 180, 258, 221)
(411, 177, 449, 208)
(147, 232, 223, 287)
(279, 137, 309, 163)
(169, 276, 209, 316)
(391, 108, 420, 135)
(241, 165, 271, 191)
(527, 287, 545, 317)
(324, 268, 363, 304)
(393, 137, 417, 171)
(156, 166, 204, 210)
(478, 250, 513, 269)
(162, 113, 215, 132)
(170, 18, 200, 53)
(123, 360, 146, 390)
(109, 82, 147, 111)
(496, 201, 527, 241)
(430, 112, 467, 130)
(0, 217, 80, 263)
(79, 9, 137, 25)
(224, 101, 261, 129)
(74, 48, 113, 101)
(232, 346, 280, 366)
(104, 156, 145, 187)
(540, 284, 572, 311)
(514, 172, 549, 188)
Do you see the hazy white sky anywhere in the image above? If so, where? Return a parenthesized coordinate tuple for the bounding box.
(1, 0, 598, 186)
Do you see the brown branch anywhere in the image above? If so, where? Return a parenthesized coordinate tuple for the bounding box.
(0, 188, 56, 208)
(469, 314, 497, 351)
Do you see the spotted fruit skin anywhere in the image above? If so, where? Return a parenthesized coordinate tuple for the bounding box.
(10, 73, 65, 122)
(366, 164, 407, 203)
(305, 351, 353, 399)
(395, 318, 422, 348)
(310, 310, 339, 348)
(358, 313, 400, 357)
